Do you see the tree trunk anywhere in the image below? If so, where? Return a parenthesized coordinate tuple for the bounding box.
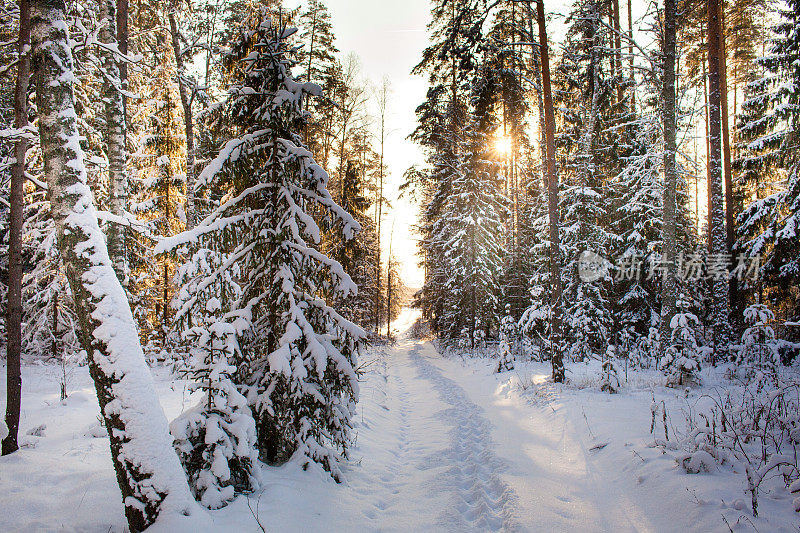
(99, 0, 128, 284)
(627, 0, 635, 111)
(2, 0, 30, 457)
(707, 0, 731, 356)
(718, 1, 738, 315)
(612, 0, 623, 104)
(660, 0, 678, 345)
(536, 0, 564, 382)
(30, 0, 198, 528)
(168, 7, 196, 229)
(117, 0, 127, 120)
(375, 80, 388, 334)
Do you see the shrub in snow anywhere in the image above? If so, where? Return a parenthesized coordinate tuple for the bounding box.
(660, 301, 701, 387)
(171, 301, 258, 509)
(668, 382, 800, 517)
(161, 14, 363, 482)
(600, 345, 620, 393)
(737, 304, 780, 386)
(496, 306, 517, 372)
(679, 449, 716, 474)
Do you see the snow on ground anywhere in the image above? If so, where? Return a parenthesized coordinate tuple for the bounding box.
(1, 307, 797, 531)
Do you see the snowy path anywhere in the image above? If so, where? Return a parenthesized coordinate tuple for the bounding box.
(346, 331, 519, 531)
(330, 310, 650, 532)
(4, 308, 796, 531)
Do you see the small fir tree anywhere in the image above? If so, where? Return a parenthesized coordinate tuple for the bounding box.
(171, 298, 259, 509)
(660, 298, 702, 387)
(738, 304, 780, 385)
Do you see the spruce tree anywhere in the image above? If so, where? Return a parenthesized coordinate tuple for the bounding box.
(736, 0, 800, 328)
(163, 14, 364, 480)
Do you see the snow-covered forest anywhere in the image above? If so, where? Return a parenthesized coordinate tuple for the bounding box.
(2, 0, 800, 530)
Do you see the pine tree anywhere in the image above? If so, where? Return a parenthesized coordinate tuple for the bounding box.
(411, 0, 487, 338)
(534, 0, 564, 381)
(554, 0, 618, 361)
(707, 0, 732, 353)
(443, 58, 508, 345)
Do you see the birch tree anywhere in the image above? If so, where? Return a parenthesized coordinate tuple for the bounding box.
(29, 0, 199, 528)
(99, 0, 128, 283)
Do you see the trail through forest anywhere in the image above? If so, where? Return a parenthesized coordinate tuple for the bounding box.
(2, 308, 796, 531)
(333, 309, 652, 532)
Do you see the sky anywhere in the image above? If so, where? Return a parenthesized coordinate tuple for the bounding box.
(321, 0, 432, 289)
(284, 0, 432, 289)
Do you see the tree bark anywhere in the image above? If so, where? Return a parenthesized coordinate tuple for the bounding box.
(3, 0, 30, 457)
(168, 6, 196, 229)
(535, 0, 564, 382)
(30, 0, 198, 528)
(660, 0, 678, 345)
(707, 0, 732, 355)
(99, 0, 128, 284)
(718, 0, 738, 314)
(116, 0, 127, 98)
(611, 0, 624, 104)
(627, 0, 635, 111)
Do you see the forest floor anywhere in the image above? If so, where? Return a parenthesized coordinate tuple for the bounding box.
(1, 308, 798, 531)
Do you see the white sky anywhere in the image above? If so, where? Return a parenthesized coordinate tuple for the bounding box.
(322, 0, 431, 289)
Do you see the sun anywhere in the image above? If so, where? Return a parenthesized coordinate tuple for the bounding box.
(494, 135, 512, 156)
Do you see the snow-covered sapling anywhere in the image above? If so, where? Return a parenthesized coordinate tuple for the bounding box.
(497, 305, 517, 372)
(171, 299, 259, 509)
(738, 304, 780, 386)
(600, 344, 620, 393)
(660, 300, 702, 387)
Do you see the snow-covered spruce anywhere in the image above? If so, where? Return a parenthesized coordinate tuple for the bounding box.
(29, 0, 200, 530)
(660, 299, 701, 387)
(160, 14, 364, 482)
(171, 299, 259, 509)
(736, 0, 800, 326)
(496, 305, 517, 372)
(737, 304, 780, 384)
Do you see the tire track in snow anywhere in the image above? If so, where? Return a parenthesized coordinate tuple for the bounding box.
(409, 345, 520, 531)
(358, 346, 414, 519)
